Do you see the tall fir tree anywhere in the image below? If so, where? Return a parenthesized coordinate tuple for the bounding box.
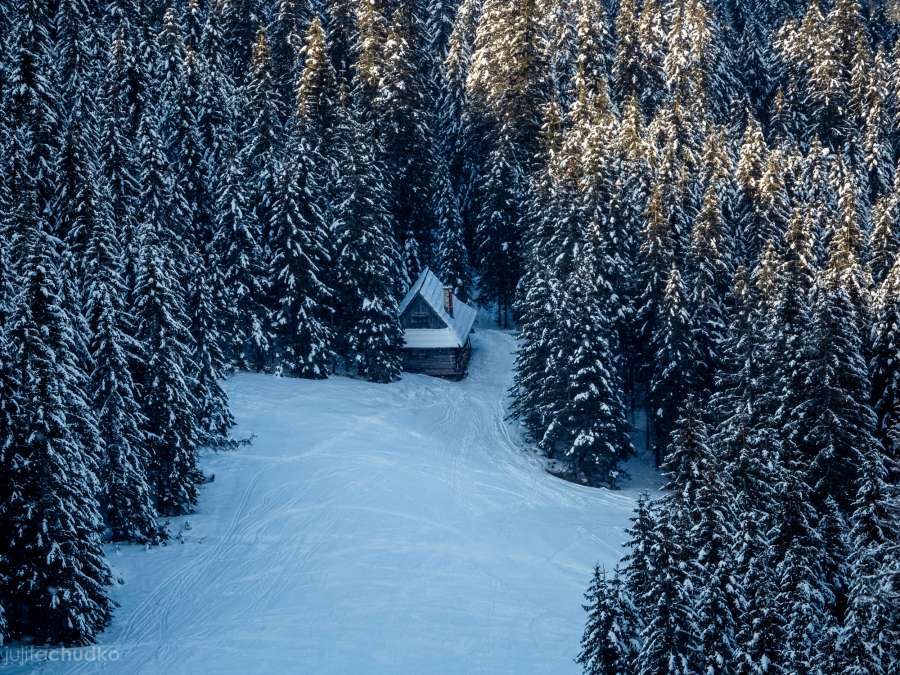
(372, 6, 435, 283)
(333, 103, 404, 383)
(133, 219, 203, 517)
(793, 279, 879, 507)
(267, 103, 334, 378)
(648, 266, 701, 464)
(189, 257, 236, 448)
(634, 513, 698, 675)
(474, 133, 525, 327)
(578, 566, 638, 675)
(213, 146, 270, 371)
(132, 113, 203, 516)
(839, 443, 899, 674)
(83, 157, 161, 544)
(871, 257, 900, 479)
(433, 150, 471, 302)
(0, 225, 112, 645)
(553, 241, 633, 486)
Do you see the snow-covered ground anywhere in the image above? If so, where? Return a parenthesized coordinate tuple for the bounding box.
(6, 328, 658, 675)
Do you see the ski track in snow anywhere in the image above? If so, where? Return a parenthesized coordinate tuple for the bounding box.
(5, 328, 659, 675)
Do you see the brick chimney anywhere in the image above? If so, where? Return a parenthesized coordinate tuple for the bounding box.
(443, 287, 454, 317)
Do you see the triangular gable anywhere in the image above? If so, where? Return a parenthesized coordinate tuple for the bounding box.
(398, 269, 477, 348)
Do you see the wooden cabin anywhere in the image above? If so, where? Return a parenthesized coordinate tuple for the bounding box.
(398, 269, 477, 379)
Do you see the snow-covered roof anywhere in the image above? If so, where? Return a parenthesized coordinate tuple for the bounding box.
(399, 269, 477, 349)
(402, 328, 462, 349)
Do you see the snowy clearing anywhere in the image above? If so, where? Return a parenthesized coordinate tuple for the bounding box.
(7, 328, 658, 675)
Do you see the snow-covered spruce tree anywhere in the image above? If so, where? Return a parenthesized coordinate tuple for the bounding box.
(354, 0, 390, 102)
(522, 222, 571, 455)
(635, 183, 675, 384)
(177, 48, 234, 449)
(101, 1, 148, 139)
(189, 258, 236, 448)
(466, 0, 547, 322)
(540, 0, 578, 107)
(157, 7, 187, 163)
(732, 476, 782, 675)
(661, 399, 743, 674)
(424, 0, 461, 87)
(633, 0, 669, 117)
(757, 220, 815, 457)
(546, 151, 589, 286)
(871, 257, 900, 480)
(606, 98, 651, 403)
(133, 219, 203, 516)
(267, 103, 334, 379)
(576, 88, 632, 348)
(859, 51, 893, 204)
(217, 0, 264, 84)
(295, 16, 341, 144)
(748, 150, 791, 267)
(686, 183, 730, 394)
(835, 448, 899, 674)
(648, 266, 701, 465)
(511, 106, 566, 439)
(662, 0, 734, 120)
(807, 497, 852, 673)
(138, 83, 193, 299)
(554, 242, 633, 486)
(467, 0, 545, 159)
(826, 162, 873, 328)
(83, 160, 161, 544)
(726, 284, 786, 675)
(730, 116, 767, 264)
(99, 23, 141, 296)
(0, 290, 18, 648)
(792, 278, 878, 508)
(509, 265, 562, 443)
(333, 103, 404, 383)
(660, 398, 716, 528)
(54, 0, 100, 123)
(197, 1, 238, 195)
(572, 0, 613, 104)
(181, 0, 204, 51)
(634, 512, 698, 675)
(268, 0, 316, 123)
(173, 48, 214, 261)
(473, 132, 525, 327)
(771, 466, 834, 673)
(433, 150, 471, 302)
(133, 113, 202, 516)
(578, 566, 638, 675)
(611, 0, 642, 106)
(442, 0, 484, 222)
(707, 266, 767, 471)
(241, 27, 283, 246)
(89, 282, 161, 543)
(268, 13, 342, 378)
(265, 15, 341, 380)
(53, 109, 103, 288)
(1, 225, 112, 645)
(868, 181, 898, 286)
(621, 493, 656, 627)
(213, 143, 270, 371)
(819, 494, 853, 600)
(677, 412, 739, 674)
(3, 1, 60, 234)
(372, 5, 435, 282)
(325, 0, 355, 81)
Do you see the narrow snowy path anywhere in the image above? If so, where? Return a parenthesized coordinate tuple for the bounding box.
(7, 329, 658, 675)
